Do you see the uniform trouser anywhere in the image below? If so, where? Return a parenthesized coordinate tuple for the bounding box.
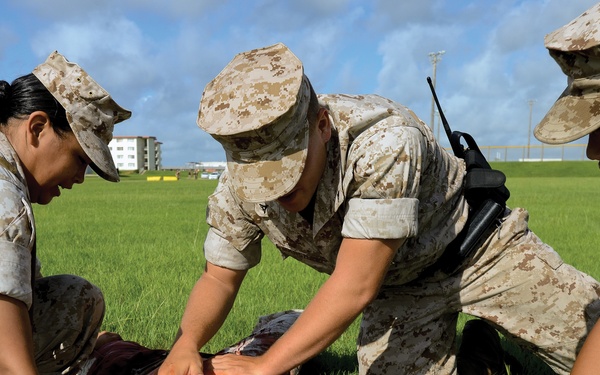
(31, 275, 105, 375)
(357, 208, 600, 374)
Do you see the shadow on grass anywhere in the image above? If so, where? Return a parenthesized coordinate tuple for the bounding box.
(301, 351, 358, 375)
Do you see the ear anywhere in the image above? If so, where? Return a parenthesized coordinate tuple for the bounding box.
(26, 111, 52, 147)
(316, 107, 332, 143)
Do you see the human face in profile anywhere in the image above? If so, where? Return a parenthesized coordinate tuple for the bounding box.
(277, 108, 331, 213)
(25, 112, 91, 204)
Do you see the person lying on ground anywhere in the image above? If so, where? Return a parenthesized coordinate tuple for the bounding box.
(79, 310, 302, 375)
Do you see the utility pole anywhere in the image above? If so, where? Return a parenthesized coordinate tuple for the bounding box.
(429, 50, 445, 136)
(527, 99, 535, 159)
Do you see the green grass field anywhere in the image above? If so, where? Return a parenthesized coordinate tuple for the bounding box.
(33, 161, 600, 374)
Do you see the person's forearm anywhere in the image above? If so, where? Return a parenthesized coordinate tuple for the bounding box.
(256, 238, 401, 375)
(259, 272, 373, 374)
(160, 264, 246, 375)
(0, 295, 38, 375)
(175, 267, 246, 351)
(571, 321, 600, 374)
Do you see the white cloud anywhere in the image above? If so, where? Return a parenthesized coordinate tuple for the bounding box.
(125, 0, 222, 18)
(372, 0, 441, 25)
(1, 0, 599, 165)
(375, 22, 461, 115)
(30, 16, 153, 93)
(11, 0, 223, 20)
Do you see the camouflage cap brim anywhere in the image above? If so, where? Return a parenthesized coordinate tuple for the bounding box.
(198, 43, 311, 202)
(33, 51, 131, 182)
(226, 117, 309, 202)
(534, 76, 600, 144)
(536, 3, 600, 144)
(69, 113, 120, 182)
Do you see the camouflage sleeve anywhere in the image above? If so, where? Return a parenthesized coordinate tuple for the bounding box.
(204, 173, 262, 270)
(341, 120, 425, 240)
(0, 180, 35, 308)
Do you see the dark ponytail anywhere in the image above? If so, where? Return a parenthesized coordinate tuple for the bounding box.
(0, 73, 71, 137)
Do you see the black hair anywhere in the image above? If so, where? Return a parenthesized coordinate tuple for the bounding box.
(0, 73, 71, 137)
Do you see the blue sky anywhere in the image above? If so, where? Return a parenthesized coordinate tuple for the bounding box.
(0, 0, 597, 167)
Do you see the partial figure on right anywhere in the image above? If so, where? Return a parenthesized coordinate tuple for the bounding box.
(460, 4, 600, 374)
(533, 2, 600, 161)
(532, 3, 600, 374)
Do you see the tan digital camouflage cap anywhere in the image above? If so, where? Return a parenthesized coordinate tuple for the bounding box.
(534, 3, 600, 144)
(197, 43, 310, 202)
(32, 51, 131, 182)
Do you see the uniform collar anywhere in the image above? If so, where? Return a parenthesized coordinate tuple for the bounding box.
(312, 129, 341, 237)
(0, 131, 31, 200)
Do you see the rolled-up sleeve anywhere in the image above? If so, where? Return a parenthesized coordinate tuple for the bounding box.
(204, 175, 263, 270)
(204, 228, 261, 270)
(342, 197, 418, 239)
(342, 122, 426, 240)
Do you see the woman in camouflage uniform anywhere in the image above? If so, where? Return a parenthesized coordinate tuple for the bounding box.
(0, 51, 130, 374)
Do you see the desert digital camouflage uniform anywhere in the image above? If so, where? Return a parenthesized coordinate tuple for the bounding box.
(199, 43, 600, 374)
(0, 51, 130, 374)
(534, 2, 600, 145)
(0, 132, 104, 375)
(204, 93, 600, 374)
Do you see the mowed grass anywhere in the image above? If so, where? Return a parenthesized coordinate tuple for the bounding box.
(33, 161, 600, 374)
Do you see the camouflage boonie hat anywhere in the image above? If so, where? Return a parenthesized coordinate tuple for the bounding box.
(33, 51, 131, 182)
(197, 43, 310, 202)
(535, 3, 600, 144)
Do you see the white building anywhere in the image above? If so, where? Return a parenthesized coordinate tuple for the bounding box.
(108, 136, 162, 172)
